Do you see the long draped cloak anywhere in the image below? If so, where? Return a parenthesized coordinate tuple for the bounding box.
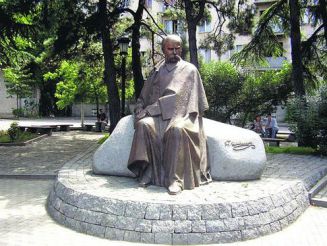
(127, 59, 211, 190)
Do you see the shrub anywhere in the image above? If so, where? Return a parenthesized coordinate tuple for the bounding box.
(286, 85, 327, 155)
(7, 122, 20, 142)
(12, 108, 24, 118)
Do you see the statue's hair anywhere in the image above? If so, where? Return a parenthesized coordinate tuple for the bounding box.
(161, 34, 182, 50)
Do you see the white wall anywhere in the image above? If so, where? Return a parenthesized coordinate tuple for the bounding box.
(0, 70, 17, 118)
(71, 103, 108, 117)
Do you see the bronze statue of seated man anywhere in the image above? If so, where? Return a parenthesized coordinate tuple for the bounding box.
(128, 35, 211, 195)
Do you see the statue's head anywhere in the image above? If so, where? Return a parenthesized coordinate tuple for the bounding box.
(162, 34, 182, 63)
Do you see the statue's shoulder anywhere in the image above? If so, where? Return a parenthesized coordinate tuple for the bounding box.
(179, 60, 198, 73)
(147, 59, 165, 78)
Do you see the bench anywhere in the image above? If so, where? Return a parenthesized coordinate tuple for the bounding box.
(48, 124, 73, 131)
(262, 130, 296, 147)
(262, 138, 286, 147)
(84, 122, 109, 132)
(19, 125, 56, 136)
(276, 131, 296, 141)
(84, 124, 94, 131)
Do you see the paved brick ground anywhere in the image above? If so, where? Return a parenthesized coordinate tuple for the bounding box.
(0, 131, 104, 177)
(0, 130, 327, 245)
(1, 179, 327, 246)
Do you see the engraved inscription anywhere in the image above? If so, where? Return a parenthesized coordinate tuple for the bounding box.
(225, 140, 256, 151)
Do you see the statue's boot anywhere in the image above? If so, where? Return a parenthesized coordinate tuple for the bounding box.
(138, 165, 152, 188)
(168, 181, 182, 195)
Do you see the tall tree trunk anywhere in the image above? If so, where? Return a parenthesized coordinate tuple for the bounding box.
(289, 0, 307, 146)
(186, 22, 199, 68)
(184, 0, 205, 68)
(80, 101, 84, 127)
(132, 0, 145, 99)
(289, 0, 306, 97)
(95, 94, 99, 120)
(99, 0, 120, 133)
(319, 0, 327, 44)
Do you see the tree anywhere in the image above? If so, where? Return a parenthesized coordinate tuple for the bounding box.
(0, 0, 39, 67)
(200, 61, 292, 126)
(3, 65, 34, 115)
(98, 0, 121, 132)
(39, 0, 124, 131)
(44, 59, 107, 125)
(232, 0, 326, 97)
(127, 0, 145, 99)
(162, 0, 255, 68)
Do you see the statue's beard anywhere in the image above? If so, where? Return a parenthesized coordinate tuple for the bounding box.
(166, 55, 181, 63)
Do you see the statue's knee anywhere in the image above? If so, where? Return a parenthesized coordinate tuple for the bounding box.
(135, 117, 153, 129)
(167, 124, 185, 136)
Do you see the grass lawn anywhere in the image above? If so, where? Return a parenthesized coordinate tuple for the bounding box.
(265, 146, 316, 155)
(97, 133, 110, 144)
(0, 131, 40, 143)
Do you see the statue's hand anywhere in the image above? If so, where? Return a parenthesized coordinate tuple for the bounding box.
(134, 109, 148, 128)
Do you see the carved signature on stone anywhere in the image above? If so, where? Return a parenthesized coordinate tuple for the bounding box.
(224, 140, 256, 151)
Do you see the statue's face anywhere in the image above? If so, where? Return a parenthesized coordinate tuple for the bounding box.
(163, 40, 181, 63)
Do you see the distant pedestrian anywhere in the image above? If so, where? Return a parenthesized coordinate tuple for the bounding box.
(97, 109, 107, 131)
(265, 113, 279, 138)
(98, 109, 107, 123)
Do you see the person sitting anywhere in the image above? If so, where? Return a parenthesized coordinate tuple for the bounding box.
(251, 115, 265, 137)
(97, 109, 107, 131)
(264, 113, 279, 138)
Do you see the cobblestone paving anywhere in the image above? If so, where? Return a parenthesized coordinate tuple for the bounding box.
(0, 131, 105, 176)
(315, 184, 327, 199)
(47, 150, 327, 244)
(1, 128, 327, 245)
(55, 152, 327, 204)
(1, 180, 327, 246)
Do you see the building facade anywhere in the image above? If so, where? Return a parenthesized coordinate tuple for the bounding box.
(0, 70, 17, 118)
(129, 0, 316, 71)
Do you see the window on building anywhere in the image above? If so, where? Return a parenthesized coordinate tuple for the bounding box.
(199, 49, 211, 62)
(302, 9, 310, 24)
(145, 0, 152, 9)
(122, 0, 130, 8)
(263, 42, 283, 57)
(161, 0, 176, 11)
(164, 20, 178, 34)
(236, 45, 243, 52)
(198, 20, 212, 33)
(229, 44, 243, 57)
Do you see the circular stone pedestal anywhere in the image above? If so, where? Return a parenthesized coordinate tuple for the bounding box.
(47, 148, 327, 244)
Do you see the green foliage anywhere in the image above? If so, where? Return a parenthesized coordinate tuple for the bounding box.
(7, 122, 20, 142)
(0, 0, 38, 67)
(200, 61, 292, 126)
(0, 130, 39, 143)
(44, 59, 106, 110)
(3, 64, 34, 99)
(265, 146, 316, 155)
(286, 85, 327, 155)
(232, 0, 326, 94)
(48, 60, 79, 109)
(200, 61, 241, 123)
(12, 108, 24, 117)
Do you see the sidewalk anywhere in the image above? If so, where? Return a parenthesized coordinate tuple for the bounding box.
(0, 131, 104, 177)
(0, 131, 327, 245)
(0, 117, 99, 131)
